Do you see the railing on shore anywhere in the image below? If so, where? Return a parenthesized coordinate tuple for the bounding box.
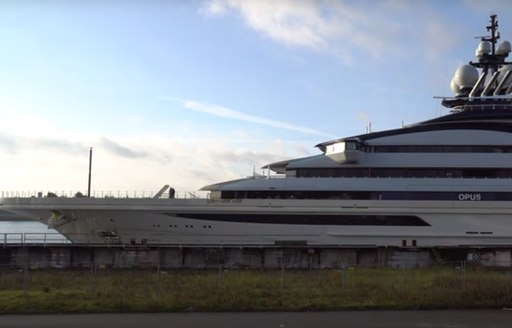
(1, 233, 70, 246)
(0, 190, 208, 199)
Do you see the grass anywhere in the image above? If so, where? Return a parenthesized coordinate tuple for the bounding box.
(1, 266, 512, 313)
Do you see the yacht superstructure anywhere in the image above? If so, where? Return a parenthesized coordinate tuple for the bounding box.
(3, 15, 512, 247)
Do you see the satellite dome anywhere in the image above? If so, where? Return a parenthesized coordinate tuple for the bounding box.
(450, 65, 479, 96)
(450, 78, 460, 96)
(497, 41, 512, 56)
(476, 40, 491, 57)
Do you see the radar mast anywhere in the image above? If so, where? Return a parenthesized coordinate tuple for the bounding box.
(442, 15, 512, 111)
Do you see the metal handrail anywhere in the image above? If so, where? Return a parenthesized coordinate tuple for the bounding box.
(0, 190, 209, 199)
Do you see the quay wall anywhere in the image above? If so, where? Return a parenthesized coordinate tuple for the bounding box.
(0, 246, 509, 269)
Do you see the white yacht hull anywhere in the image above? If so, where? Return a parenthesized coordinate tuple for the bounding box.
(3, 197, 512, 247)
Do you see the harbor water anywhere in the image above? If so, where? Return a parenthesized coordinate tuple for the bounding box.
(0, 220, 67, 244)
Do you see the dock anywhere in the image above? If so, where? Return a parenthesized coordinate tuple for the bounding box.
(0, 232, 510, 269)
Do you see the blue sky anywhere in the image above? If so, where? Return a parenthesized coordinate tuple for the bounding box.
(1, 0, 512, 194)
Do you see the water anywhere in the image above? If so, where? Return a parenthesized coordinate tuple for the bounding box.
(0, 221, 67, 244)
(0, 221, 52, 233)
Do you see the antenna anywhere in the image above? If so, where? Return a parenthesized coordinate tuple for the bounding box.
(485, 14, 498, 55)
(368, 121, 372, 133)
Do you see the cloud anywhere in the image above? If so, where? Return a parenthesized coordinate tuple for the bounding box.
(0, 132, 147, 161)
(173, 98, 335, 138)
(33, 138, 87, 155)
(99, 137, 148, 159)
(0, 132, 18, 153)
(203, 0, 466, 66)
(216, 149, 285, 167)
(0, 132, 86, 155)
(0, 128, 316, 193)
(203, 0, 405, 62)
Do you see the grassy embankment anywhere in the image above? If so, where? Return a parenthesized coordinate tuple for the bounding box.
(1, 266, 512, 313)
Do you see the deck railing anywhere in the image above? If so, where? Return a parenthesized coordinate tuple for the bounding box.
(0, 190, 208, 199)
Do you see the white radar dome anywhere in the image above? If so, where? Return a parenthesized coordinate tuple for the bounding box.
(476, 40, 491, 57)
(450, 64, 479, 96)
(497, 40, 512, 55)
(450, 78, 460, 96)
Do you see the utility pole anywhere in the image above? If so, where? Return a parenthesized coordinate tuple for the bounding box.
(87, 147, 93, 197)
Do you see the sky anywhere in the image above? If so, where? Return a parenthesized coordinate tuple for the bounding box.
(1, 0, 512, 195)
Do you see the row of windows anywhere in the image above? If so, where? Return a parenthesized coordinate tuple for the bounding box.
(221, 190, 381, 200)
(296, 168, 512, 178)
(219, 190, 512, 201)
(345, 142, 512, 153)
(364, 145, 512, 153)
(152, 224, 213, 229)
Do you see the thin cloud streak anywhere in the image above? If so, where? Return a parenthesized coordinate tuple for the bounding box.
(178, 99, 335, 138)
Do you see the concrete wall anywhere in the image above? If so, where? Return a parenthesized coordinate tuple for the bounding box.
(0, 246, 437, 270)
(2, 246, 511, 270)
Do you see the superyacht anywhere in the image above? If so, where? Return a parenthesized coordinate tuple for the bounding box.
(2, 15, 512, 248)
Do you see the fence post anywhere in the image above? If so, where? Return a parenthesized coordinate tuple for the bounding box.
(90, 258, 97, 294)
(340, 264, 346, 290)
(402, 264, 407, 296)
(461, 260, 467, 290)
(155, 263, 161, 295)
(23, 248, 30, 303)
(280, 250, 285, 289)
(218, 264, 224, 286)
